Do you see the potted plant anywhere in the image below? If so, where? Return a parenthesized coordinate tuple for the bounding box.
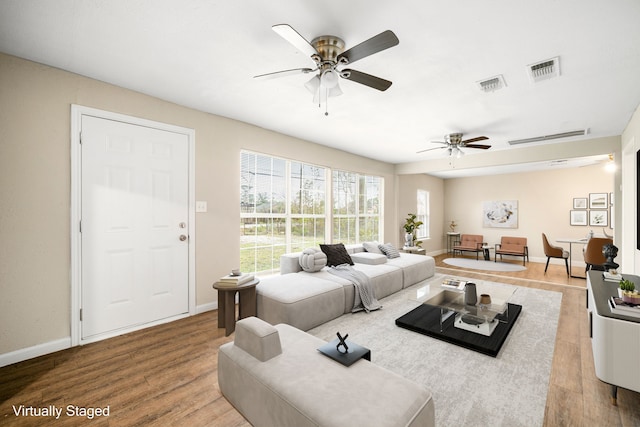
(619, 279, 640, 304)
(403, 213, 423, 248)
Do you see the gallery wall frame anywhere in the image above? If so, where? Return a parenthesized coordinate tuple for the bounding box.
(589, 210, 608, 227)
(570, 210, 588, 226)
(589, 193, 608, 209)
(573, 198, 587, 209)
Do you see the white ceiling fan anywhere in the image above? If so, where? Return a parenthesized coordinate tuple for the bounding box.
(255, 24, 399, 114)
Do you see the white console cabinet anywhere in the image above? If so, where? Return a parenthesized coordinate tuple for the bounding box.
(587, 271, 640, 405)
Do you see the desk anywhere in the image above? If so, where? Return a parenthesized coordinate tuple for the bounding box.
(213, 278, 260, 336)
(556, 238, 588, 279)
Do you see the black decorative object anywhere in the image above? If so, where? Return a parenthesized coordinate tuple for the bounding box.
(603, 244, 619, 271)
(336, 332, 349, 354)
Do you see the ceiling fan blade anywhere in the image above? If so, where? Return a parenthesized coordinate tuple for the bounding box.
(254, 68, 315, 79)
(337, 30, 399, 65)
(462, 136, 489, 144)
(464, 144, 492, 149)
(341, 69, 392, 91)
(272, 24, 318, 58)
(416, 146, 447, 154)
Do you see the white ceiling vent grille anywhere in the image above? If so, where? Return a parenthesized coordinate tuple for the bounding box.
(477, 75, 506, 92)
(527, 57, 560, 82)
(508, 129, 588, 145)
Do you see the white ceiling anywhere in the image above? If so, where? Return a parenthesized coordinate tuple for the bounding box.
(1, 0, 639, 176)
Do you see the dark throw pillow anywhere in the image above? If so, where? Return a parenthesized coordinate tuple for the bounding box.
(319, 243, 354, 267)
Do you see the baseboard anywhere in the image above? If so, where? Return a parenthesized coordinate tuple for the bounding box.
(196, 301, 218, 314)
(0, 337, 71, 368)
(1, 304, 220, 367)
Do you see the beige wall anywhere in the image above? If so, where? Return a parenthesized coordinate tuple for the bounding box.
(0, 53, 396, 355)
(396, 174, 445, 254)
(443, 165, 615, 263)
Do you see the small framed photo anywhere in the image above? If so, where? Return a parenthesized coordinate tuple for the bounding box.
(589, 210, 608, 227)
(589, 193, 608, 209)
(573, 198, 587, 209)
(570, 210, 588, 226)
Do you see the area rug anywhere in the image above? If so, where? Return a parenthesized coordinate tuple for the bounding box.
(443, 257, 527, 272)
(308, 273, 561, 427)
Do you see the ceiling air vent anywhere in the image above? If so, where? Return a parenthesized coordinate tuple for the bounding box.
(508, 129, 588, 145)
(527, 57, 560, 82)
(477, 74, 506, 92)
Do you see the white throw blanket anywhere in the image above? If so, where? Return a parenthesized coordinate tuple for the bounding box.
(328, 264, 382, 313)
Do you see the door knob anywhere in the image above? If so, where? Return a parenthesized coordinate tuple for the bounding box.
(179, 235, 187, 241)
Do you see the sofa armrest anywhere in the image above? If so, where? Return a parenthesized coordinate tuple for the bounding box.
(234, 317, 282, 362)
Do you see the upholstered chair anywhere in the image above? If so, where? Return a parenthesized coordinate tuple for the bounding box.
(494, 236, 529, 266)
(583, 237, 614, 272)
(452, 234, 485, 260)
(541, 233, 569, 275)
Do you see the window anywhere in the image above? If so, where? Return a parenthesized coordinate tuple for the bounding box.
(240, 152, 327, 275)
(240, 151, 382, 274)
(416, 189, 429, 239)
(333, 170, 382, 244)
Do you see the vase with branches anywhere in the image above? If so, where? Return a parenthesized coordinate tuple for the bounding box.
(403, 213, 424, 248)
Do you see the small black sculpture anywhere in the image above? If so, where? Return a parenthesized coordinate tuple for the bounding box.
(336, 332, 349, 354)
(603, 244, 619, 270)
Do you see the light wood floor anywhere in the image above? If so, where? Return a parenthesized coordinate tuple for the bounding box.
(1, 255, 639, 426)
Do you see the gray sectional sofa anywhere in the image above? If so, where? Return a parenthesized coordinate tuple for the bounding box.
(218, 316, 435, 427)
(256, 243, 436, 331)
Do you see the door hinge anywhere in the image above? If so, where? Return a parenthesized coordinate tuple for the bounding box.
(79, 132, 82, 144)
(80, 308, 83, 321)
(79, 220, 82, 233)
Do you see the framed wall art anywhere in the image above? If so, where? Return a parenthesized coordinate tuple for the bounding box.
(573, 198, 587, 209)
(589, 193, 608, 209)
(570, 210, 588, 226)
(483, 200, 518, 228)
(589, 210, 608, 227)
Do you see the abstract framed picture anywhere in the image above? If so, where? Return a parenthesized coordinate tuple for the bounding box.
(570, 210, 587, 226)
(589, 193, 608, 209)
(589, 210, 608, 227)
(483, 200, 518, 228)
(573, 197, 587, 209)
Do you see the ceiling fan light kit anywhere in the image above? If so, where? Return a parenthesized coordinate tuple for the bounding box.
(255, 24, 399, 115)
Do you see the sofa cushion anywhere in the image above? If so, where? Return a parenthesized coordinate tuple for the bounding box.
(320, 243, 354, 266)
(234, 317, 282, 362)
(350, 251, 387, 265)
(257, 274, 345, 331)
(362, 241, 384, 254)
(379, 243, 401, 259)
(299, 248, 327, 272)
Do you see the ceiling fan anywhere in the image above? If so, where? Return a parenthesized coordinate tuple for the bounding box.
(417, 133, 491, 158)
(254, 24, 399, 114)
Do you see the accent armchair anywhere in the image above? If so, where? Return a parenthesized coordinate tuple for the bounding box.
(495, 236, 529, 266)
(452, 234, 485, 260)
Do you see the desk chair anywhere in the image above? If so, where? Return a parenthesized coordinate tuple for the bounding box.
(541, 233, 569, 275)
(583, 237, 613, 272)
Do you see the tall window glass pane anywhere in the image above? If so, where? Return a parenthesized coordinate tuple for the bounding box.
(417, 189, 429, 239)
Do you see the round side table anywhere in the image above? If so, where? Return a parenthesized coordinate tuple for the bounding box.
(213, 278, 260, 336)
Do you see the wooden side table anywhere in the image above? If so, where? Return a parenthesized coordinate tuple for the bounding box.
(213, 278, 260, 336)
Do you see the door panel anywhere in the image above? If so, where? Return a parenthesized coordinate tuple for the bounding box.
(81, 115, 189, 339)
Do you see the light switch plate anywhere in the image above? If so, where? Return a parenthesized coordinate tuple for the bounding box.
(196, 201, 208, 213)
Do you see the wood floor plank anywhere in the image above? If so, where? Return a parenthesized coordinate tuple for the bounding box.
(1, 254, 639, 426)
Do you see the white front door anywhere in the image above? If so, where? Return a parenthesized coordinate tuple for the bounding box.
(80, 115, 190, 340)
